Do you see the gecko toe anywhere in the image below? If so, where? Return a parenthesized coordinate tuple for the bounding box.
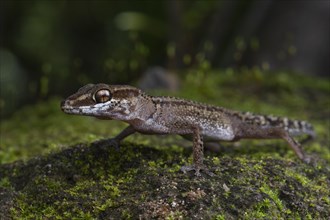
(302, 154, 319, 166)
(180, 164, 215, 177)
(303, 156, 312, 164)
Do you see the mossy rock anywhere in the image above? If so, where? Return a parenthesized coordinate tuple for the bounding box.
(0, 142, 329, 219)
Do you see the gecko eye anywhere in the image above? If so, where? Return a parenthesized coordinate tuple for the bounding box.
(93, 89, 111, 103)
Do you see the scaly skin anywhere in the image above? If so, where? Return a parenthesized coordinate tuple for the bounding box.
(61, 84, 315, 176)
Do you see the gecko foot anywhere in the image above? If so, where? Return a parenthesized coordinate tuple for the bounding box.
(302, 154, 319, 166)
(303, 156, 312, 164)
(180, 164, 215, 177)
(92, 138, 120, 150)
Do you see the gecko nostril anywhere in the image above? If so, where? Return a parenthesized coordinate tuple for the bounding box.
(60, 100, 66, 107)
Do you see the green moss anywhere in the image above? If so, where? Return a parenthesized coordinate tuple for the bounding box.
(251, 198, 271, 218)
(214, 214, 226, 220)
(0, 177, 11, 188)
(285, 169, 310, 187)
(212, 157, 221, 166)
(260, 184, 285, 212)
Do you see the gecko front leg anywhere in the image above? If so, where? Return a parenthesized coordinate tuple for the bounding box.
(93, 125, 136, 149)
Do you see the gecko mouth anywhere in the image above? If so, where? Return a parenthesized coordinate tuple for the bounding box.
(60, 100, 68, 108)
(61, 105, 77, 114)
(61, 100, 113, 116)
(60, 100, 71, 111)
(60, 100, 81, 114)
(61, 105, 92, 115)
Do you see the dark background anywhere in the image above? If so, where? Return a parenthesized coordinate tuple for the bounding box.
(1, 0, 329, 118)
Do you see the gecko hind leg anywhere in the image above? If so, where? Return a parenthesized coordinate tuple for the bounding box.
(236, 126, 308, 163)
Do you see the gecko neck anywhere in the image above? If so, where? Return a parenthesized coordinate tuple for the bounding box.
(110, 89, 157, 123)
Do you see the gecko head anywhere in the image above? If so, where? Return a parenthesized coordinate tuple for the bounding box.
(61, 83, 141, 119)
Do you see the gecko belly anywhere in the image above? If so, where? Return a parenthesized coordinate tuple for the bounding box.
(133, 118, 171, 134)
(201, 125, 235, 141)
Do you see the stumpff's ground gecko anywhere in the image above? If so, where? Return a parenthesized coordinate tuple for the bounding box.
(61, 84, 315, 176)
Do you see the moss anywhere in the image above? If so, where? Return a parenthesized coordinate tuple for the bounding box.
(259, 184, 286, 213)
(0, 69, 329, 219)
(0, 177, 12, 189)
(214, 214, 226, 220)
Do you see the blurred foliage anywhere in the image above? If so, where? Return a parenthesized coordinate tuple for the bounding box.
(1, 1, 222, 95)
(1, 0, 329, 118)
(1, 0, 229, 117)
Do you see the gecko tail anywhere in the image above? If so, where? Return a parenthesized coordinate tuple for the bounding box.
(286, 120, 316, 138)
(233, 111, 315, 139)
(240, 112, 316, 138)
(265, 115, 316, 138)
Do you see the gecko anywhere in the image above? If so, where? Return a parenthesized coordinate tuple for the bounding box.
(61, 83, 315, 176)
